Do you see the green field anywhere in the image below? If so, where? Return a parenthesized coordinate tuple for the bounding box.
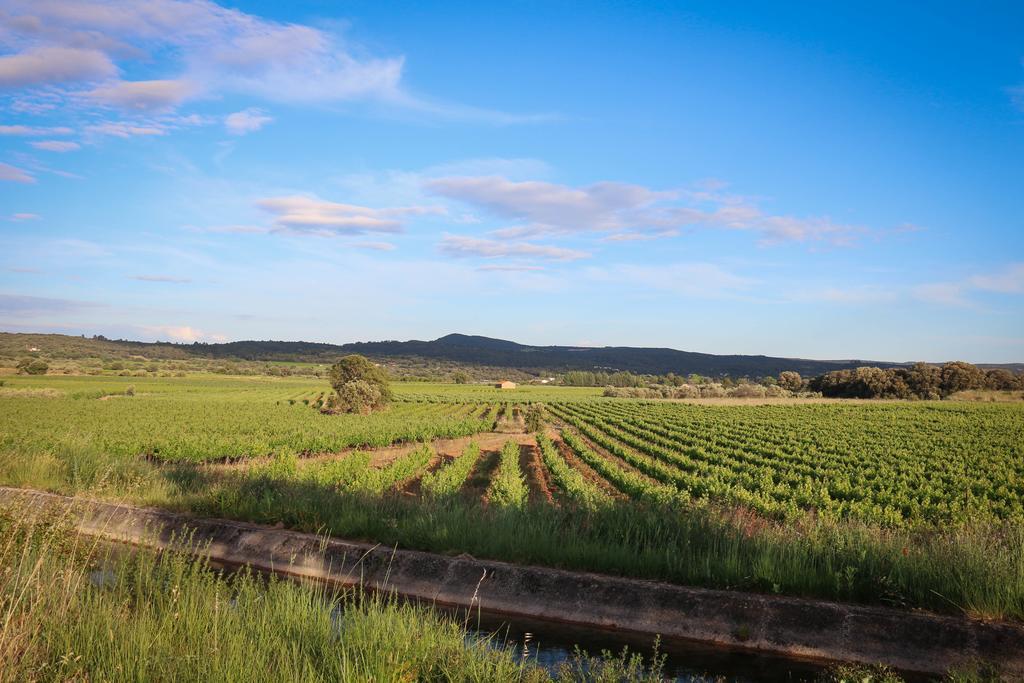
(1, 374, 1022, 622)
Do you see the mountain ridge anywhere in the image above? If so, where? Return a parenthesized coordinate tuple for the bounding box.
(5, 331, 1021, 377)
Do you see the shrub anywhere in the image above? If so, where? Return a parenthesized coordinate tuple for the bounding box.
(16, 358, 48, 375)
(777, 371, 803, 392)
(330, 380, 383, 415)
(524, 403, 546, 432)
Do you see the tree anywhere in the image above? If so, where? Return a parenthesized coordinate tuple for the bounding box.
(901, 362, 941, 400)
(451, 370, 471, 385)
(985, 368, 1021, 391)
(939, 361, 985, 397)
(329, 355, 391, 398)
(777, 371, 803, 392)
(333, 380, 382, 415)
(326, 354, 392, 413)
(524, 404, 546, 432)
(16, 358, 48, 375)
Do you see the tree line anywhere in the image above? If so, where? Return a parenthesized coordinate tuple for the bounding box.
(809, 362, 1022, 399)
(567, 362, 1022, 400)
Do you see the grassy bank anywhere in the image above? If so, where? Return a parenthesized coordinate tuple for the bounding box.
(0, 510, 673, 682)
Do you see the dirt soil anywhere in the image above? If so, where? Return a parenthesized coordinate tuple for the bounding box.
(519, 442, 555, 506)
(210, 431, 537, 472)
(461, 449, 500, 503)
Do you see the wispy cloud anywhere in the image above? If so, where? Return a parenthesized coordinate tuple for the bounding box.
(0, 293, 100, 316)
(914, 263, 1024, 307)
(348, 241, 397, 251)
(7, 212, 40, 221)
(29, 140, 81, 152)
(587, 262, 754, 299)
(0, 46, 116, 88)
(476, 264, 546, 272)
(438, 234, 589, 261)
(85, 79, 198, 111)
(426, 176, 867, 247)
(0, 0, 540, 125)
(129, 274, 192, 283)
(798, 285, 897, 304)
(0, 162, 35, 183)
(225, 108, 273, 135)
(257, 195, 443, 236)
(0, 125, 74, 136)
(83, 122, 167, 138)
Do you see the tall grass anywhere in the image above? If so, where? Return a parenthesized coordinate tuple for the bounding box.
(0, 510, 670, 682)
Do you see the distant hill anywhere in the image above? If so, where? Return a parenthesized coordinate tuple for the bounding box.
(10, 330, 1018, 378)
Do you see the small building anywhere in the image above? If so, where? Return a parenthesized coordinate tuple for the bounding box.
(496, 380, 517, 390)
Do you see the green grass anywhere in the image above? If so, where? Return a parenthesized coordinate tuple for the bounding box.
(0, 510, 670, 682)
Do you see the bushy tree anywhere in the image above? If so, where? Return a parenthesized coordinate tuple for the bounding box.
(16, 358, 48, 375)
(939, 361, 986, 397)
(985, 368, 1022, 391)
(451, 370, 471, 385)
(524, 403, 546, 432)
(777, 371, 803, 392)
(332, 380, 383, 415)
(326, 354, 391, 413)
(900, 362, 941, 399)
(809, 360, 1008, 400)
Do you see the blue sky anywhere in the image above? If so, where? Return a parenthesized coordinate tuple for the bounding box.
(1, 0, 1022, 362)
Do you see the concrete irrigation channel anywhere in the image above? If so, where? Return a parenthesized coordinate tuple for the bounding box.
(2, 485, 1022, 678)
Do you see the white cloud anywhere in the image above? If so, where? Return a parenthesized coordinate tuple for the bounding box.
(85, 78, 197, 111)
(224, 107, 272, 134)
(438, 234, 589, 261)
(0, 0, 530, 123)
(256, 195, 443, 236)
(0, 46, 116, 88)
(0, 125, 74, 136)
(0, 162, 35, 183)
(29, 140, 81, 152)
(142, 324, 226, 342)
(8, 212, 40, 221)
(427, 175, 866, 247)
(426, 176, 671, 235)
